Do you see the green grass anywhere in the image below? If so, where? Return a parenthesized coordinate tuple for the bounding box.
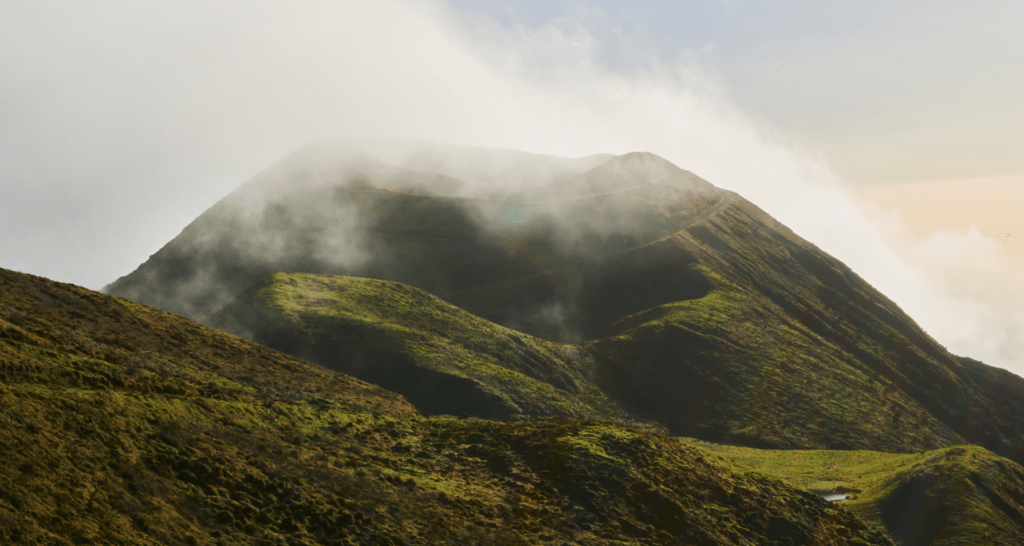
(678, 438, 1024, 546)
(588, 266, 960, 453)
(206, 272, 658, 431)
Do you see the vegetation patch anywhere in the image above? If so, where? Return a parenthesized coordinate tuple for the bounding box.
(680, 438, 1024, 546)
(590, 266, 959, 453)
(204, 272, 658, 431)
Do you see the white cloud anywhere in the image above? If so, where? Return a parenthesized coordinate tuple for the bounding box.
(0, 0, 1020, 373)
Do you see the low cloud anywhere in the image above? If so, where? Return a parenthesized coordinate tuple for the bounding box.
(0, 0, 1019, 373)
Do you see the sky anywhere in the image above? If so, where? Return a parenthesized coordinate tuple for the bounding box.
(1, 0, 1021, 373)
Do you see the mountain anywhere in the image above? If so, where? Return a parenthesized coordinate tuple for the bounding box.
(525, 151, 717, 199)
(1, 266, 895, 545)
(105, 142, 1024, 466)
(682, 440, 1024, 546)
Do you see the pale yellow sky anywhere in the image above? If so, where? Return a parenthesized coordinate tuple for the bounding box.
(853, 175, 1024, 349)
(855, 173, 1024, 266)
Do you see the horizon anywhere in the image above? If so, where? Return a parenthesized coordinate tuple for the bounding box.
(1, 0, 1021, 375)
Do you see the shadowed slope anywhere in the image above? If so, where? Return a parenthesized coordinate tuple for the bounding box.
(1, 267, 892, 546)
(102, 143, 627, 321)
(102, 152, 512, 319)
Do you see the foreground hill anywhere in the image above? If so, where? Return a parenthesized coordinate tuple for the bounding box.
(203, 271, 655, 430)
(682, 439, 1024, 546)
(105, 141, 1024, 465)
(1, 267, 892, 545)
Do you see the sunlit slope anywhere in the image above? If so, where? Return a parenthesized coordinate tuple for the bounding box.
(681, 439, 1024, 546)
(0, 267, 892, 546)
(203, 272, 655, 428)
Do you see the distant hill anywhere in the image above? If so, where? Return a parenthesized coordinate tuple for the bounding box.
(105, 141, 1024, 463)
(681, 439, 1024, 546)
(1, 266, 895, 545)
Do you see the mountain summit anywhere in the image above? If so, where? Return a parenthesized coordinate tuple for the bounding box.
(576, 151, 713, 190)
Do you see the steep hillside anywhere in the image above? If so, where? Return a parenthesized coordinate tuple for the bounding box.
(588, 265, 961, 452)
(1, 267, 894, 545)
(681, 439, 1024, 546)
(204, 272, 654, 429)
(627, 196, 1024, 462)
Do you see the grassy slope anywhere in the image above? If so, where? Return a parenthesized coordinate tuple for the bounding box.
(680, 439, 1024, 546)
(0, 267, 894, 546)
(667, 198, 1024, 463)
(204, 272, 656, 431)
(589, 266, 961, 452)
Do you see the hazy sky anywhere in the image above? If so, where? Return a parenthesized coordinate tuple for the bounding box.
(1, 1, 1021, 373)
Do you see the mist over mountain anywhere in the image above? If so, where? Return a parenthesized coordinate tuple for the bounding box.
(103, 140, 726, 333)
(105, 140, 1024, 470)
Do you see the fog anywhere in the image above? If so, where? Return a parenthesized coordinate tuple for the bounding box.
(1, 1, 1021, 373)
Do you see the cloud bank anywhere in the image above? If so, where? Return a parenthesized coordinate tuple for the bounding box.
(0, 0, 1019, 373)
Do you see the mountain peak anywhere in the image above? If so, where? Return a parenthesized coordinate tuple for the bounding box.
(597, 151, 713, 189)
(608, 151, 673, 170)
(527, 151, 717, 199)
